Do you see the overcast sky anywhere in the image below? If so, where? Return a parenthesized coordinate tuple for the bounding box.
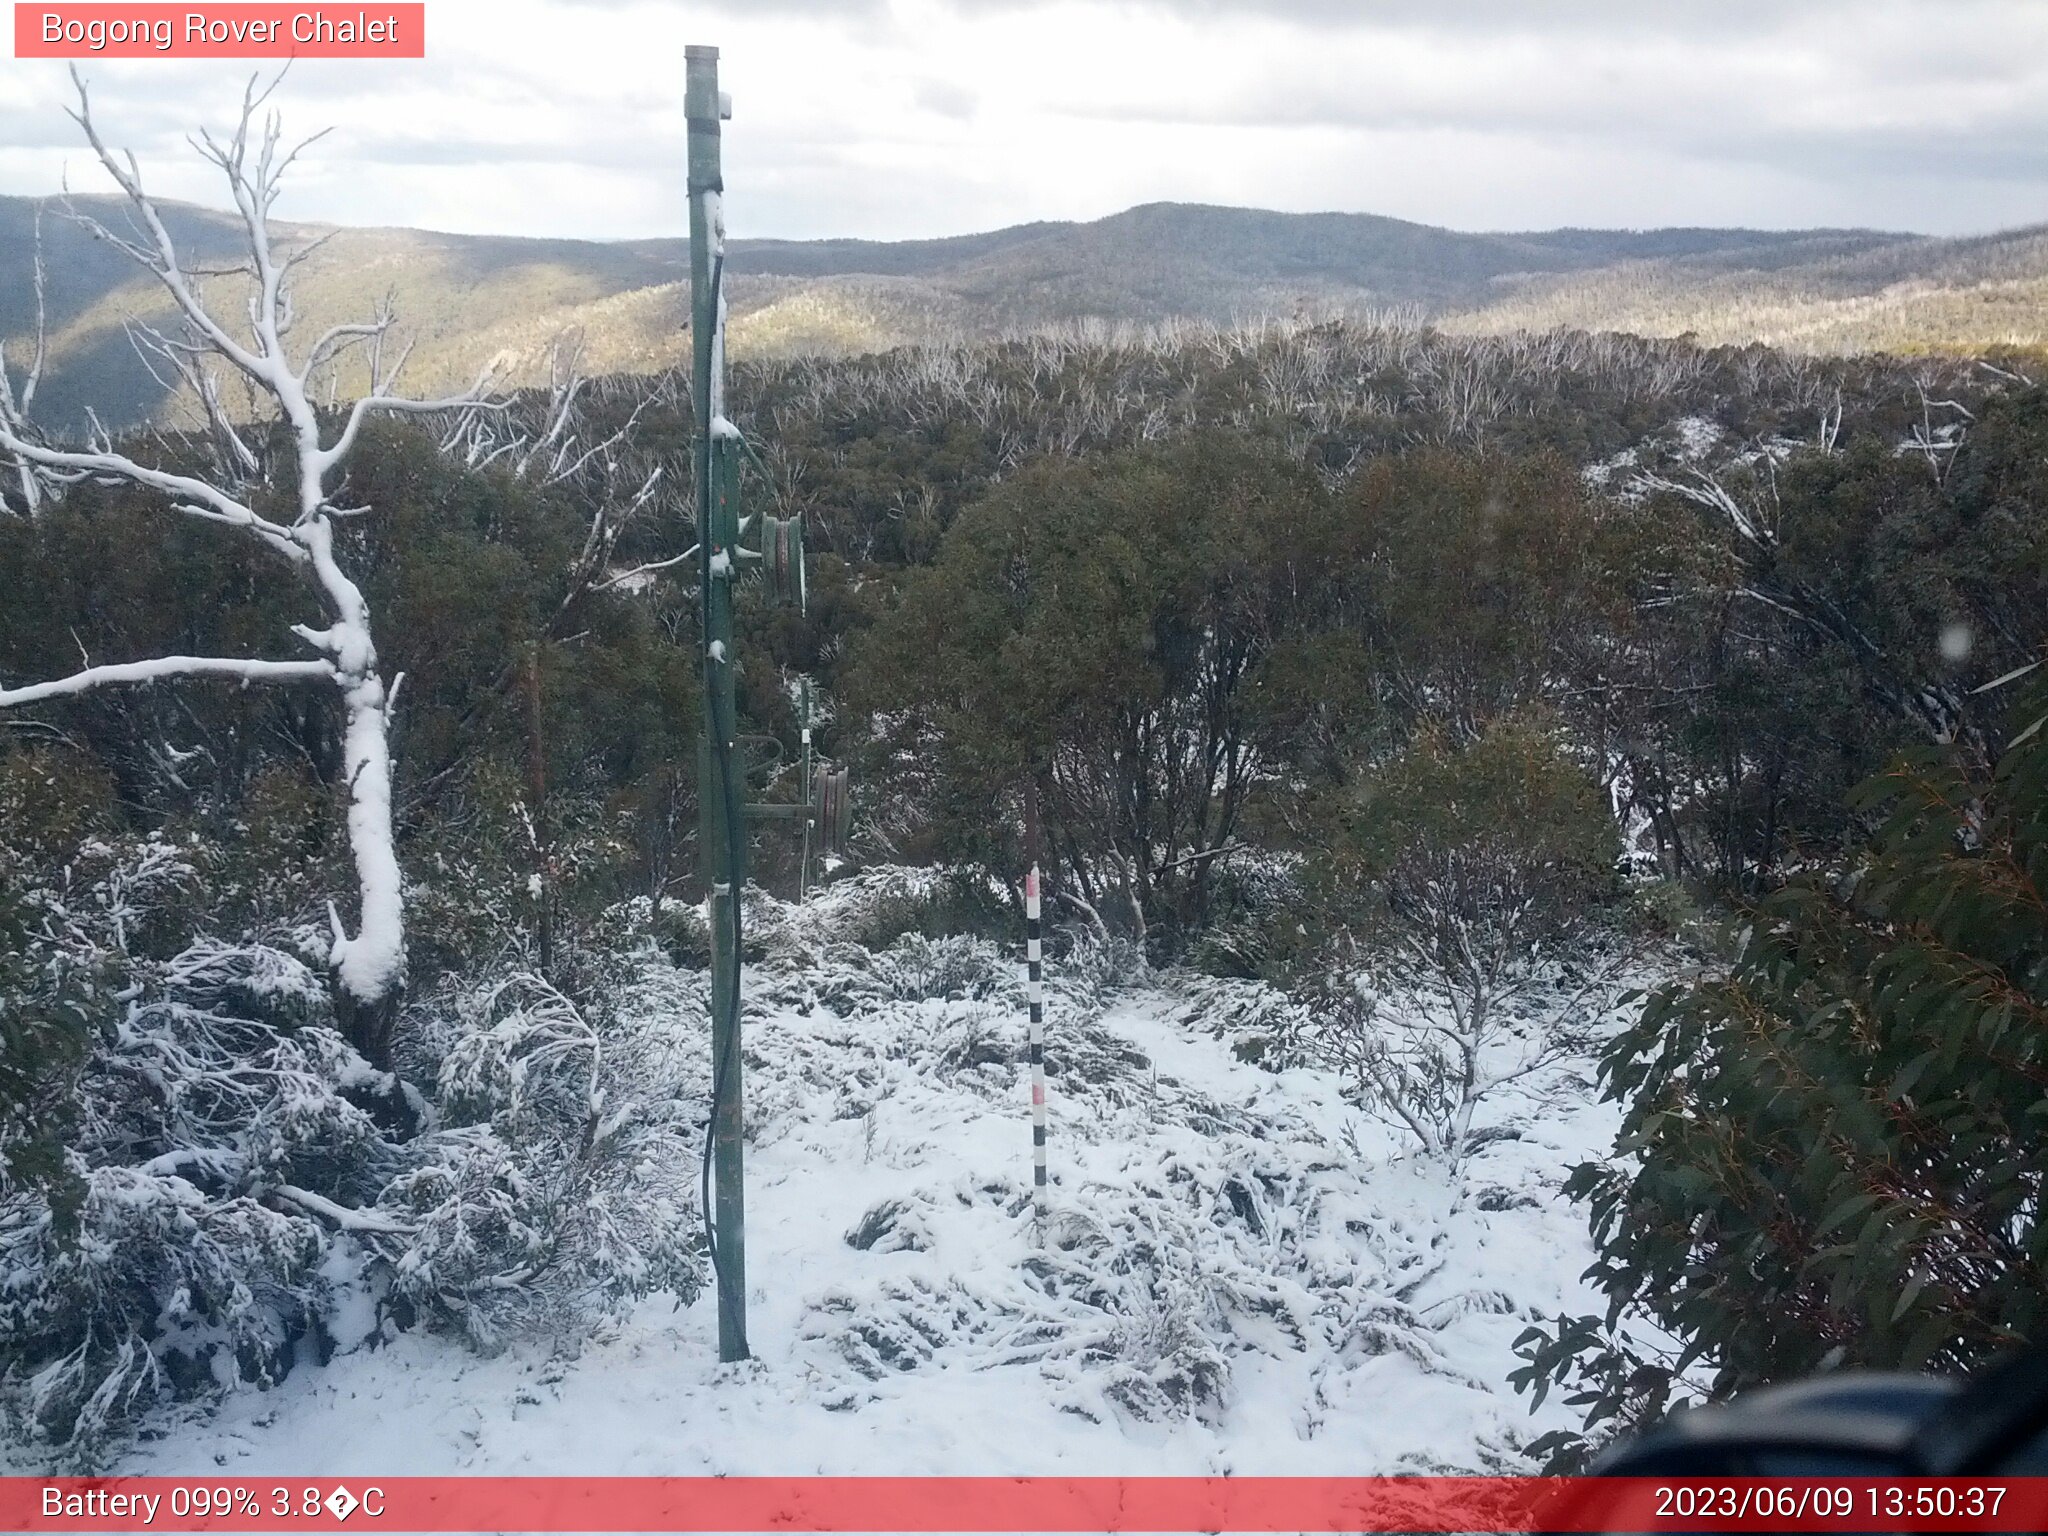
(2, 0, 2045, 242)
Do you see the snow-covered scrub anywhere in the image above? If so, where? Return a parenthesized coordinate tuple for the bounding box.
(0, 850, 706, 1468)
(0, 931, 384, 1466)
(377, 966, 705, 1350)
(0, 75, 499, 1062)
(9, 879, 1639, 1480)
(1286, 720, 1630, 1168)
(1581, 413, 1727, 491)
(1301, 949, 1645, 1170)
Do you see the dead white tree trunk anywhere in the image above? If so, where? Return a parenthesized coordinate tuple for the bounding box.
(0, 208, 51, 515)
(0, 71, 497, 1062)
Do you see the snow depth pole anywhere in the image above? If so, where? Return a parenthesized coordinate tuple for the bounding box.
(1024, 779, 1049, 1239)
(687, 42, 749, 1365)
(798, 678, 815, 903)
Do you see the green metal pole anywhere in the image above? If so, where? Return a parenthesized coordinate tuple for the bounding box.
(687, 42, 749, 1364)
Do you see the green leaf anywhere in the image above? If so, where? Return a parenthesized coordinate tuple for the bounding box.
(1889, 1273, 1926, 1324)
(1817, 1191, 1883, 1237)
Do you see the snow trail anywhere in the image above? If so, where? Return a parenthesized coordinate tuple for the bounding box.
(110, 933, 1625, 1478)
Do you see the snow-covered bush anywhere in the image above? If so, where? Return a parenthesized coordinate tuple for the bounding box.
(859, 933, 1014, 1004)
(159, 938, 337, 1035)
(1051, 934, 1148, 1013)
(103, 998, 391, 1204)
(799, 865, 1013, 951)
(1168, 971, 1313, 1068)
(377, 971, 704, 1350)
(0, 1166, 329, 1467)
(1025, 1204, 1237, 1425)
(1303, 961, 1624, 1169)
(0, 926, 384, 1467)
(755, 930, 1020, 1016)
(1293, 719, 1625, 1165)
(1183, 851, 1309, 982)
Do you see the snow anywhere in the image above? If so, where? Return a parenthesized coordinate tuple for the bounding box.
(1671, 415, 1723, 460)
(328, 665, 405, 1005)
(1580, 444, 1638, 489)
(0, 656, 334, 708)
(706, 191, 729, 422)
(103, 923, 1625, 1480)
(1584, 415, 1723, 492)
(704, 191, 726, 263)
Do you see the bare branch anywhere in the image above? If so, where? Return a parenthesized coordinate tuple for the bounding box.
(0, 655, 335, 708)
(0, 423, 303, 558)
(318, 368, 504, 480)
(22, 207, 47, 415)
(64, 67, 275, 386)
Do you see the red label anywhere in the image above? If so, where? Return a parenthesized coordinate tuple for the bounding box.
(14, 5, 425, 57)
(3, 1477, 2047, 1532)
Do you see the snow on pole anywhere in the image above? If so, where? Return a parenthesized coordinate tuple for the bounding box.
(1025, 780, 1049, 1238)
(688, 40, 750, 1365)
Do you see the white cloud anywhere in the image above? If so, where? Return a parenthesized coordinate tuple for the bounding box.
(0, 0, 2041, 240)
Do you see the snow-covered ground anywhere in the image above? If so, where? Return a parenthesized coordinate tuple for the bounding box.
(113, 917, 1622, 1478)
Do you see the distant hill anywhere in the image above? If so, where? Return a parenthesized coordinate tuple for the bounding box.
(4, 194, 2042, 433)
(1439, 222, 2048, 356)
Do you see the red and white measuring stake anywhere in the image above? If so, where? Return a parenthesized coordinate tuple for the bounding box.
(1025, 862, 1048, 1230)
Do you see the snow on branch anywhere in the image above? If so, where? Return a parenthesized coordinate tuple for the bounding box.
(1630, 465, 1774, 548)
(316, 366, 503, 481)
(0, 655, 334, 708)
(0, 424, 305, 558)
(0, 72, 517, 1029)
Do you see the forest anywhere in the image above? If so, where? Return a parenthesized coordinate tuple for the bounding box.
(1, 98, 2045, 1472)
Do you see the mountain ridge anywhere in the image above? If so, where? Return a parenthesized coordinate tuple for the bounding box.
(3, 194, 2040, 432)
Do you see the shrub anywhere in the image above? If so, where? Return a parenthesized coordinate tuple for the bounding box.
(1513, 672, 2048, 1462)
(1297, 718, 1620, 1164)
(379, 971, 705, 1350)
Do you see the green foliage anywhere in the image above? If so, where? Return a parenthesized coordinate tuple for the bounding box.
(1340, 451, 1624, 737)
(1609, 406, 2048, 892)
(1513, 669, 2048, 1460)
(0, 887, 93, 1221)
(852, 434, 1364, 952)
(1316, 717, 1619, 929)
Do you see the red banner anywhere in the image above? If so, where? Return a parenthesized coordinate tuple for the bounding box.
(13, 5, 424, 58)
(3, 1477, 2048, 1532)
